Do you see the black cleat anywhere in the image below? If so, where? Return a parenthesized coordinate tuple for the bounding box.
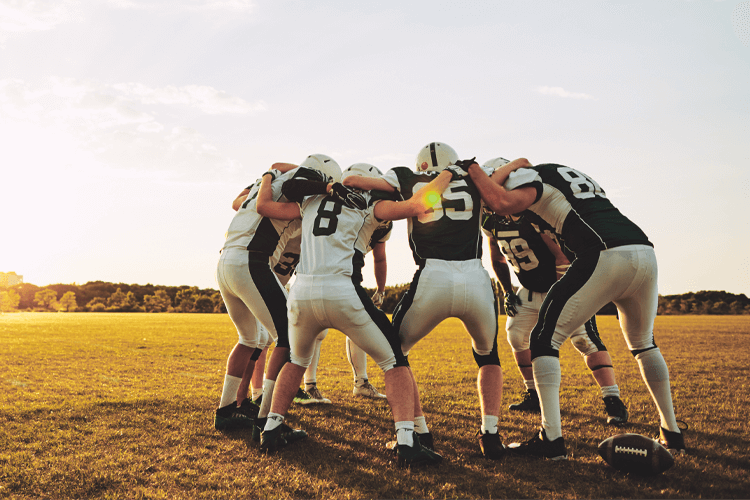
(659, 426, 687, 455)
(259, 426, 287, 453)
(416, 432, 434, 452)
(238, 398, 260, 419)
(603, 396, 629, 426)
(508, 389, 541, 413)
(478, 430, 506, 460)
(397, 432, 443, 469)
(508, 428, 567, 460)
(280, 423, 307, 444)
(214, 401, 255, 431)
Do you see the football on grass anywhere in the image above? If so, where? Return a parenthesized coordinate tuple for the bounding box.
(598, 433, 674, 475)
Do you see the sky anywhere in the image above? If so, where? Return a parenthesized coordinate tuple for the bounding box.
(1, 0, 749, 297)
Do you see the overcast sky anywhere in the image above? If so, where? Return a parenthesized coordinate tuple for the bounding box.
(1, 0, 749, 296)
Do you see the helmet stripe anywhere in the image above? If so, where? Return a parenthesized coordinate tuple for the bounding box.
(429, 142, 438, 167)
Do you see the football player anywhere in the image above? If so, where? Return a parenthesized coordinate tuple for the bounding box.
(214, 155, 339, 438)
(480, 165, 628, 425)
(254, 162, 460, 467)
(464, 158, 686, 459)
(343, 143, 519, 460)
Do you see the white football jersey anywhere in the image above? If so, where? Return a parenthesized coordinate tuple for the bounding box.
(295, 192, 382, 277)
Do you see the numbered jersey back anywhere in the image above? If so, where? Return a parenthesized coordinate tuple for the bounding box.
(504, 164, 651, 254)
(383, 167, 484, 265)
(295, 192, 381, 278)
(481, 214, 557, 293)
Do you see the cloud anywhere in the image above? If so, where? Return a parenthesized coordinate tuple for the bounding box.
(0, 0, 82, 42)
(105, 0, 254, 13)
(112, 82, 266, 115)
(536, 86, 597, 100)
(0, 77, 258, 179)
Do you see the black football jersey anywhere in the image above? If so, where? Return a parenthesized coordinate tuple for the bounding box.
(482, 214, 557, 293)
(383, 167, 484, 265)
(504, 164, 652, 255)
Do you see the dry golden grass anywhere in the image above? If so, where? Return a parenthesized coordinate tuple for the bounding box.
(1, 312, 749, 499)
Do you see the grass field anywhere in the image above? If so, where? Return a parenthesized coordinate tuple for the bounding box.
(1, 312, 749, 499)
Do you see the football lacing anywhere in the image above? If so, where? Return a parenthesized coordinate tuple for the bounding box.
(614, 445, 647, 457)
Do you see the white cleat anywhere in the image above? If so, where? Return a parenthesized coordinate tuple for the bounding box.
(353, 380, 387, 399)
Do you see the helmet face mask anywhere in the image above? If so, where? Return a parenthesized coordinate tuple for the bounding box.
(341, 163, 383, 182)
(300, 154, 342, 183)
(482, 157, 511, 171)
(415, 142, 459, 173)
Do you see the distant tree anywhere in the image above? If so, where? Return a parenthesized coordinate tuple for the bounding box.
(86, 297, 106, 312)
(106, 288, 142, 312)
(194, 295, 214, 313)
(174, 288, 198, 313)
(58, 291, 78, 312)
(34, 289, 58, 311)
(0, 290, 21, 312)
(211, 291, 226, 313)
(143, 290, 171, 312)
(710, 301, 730, 315)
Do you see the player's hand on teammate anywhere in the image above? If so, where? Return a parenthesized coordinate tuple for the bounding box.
(453, 157, 478, 173)
(504, 290, 522, 317)
(371, 290, 384, 307)
(329, 183, 368, 210)
(444, 165, 467, 181)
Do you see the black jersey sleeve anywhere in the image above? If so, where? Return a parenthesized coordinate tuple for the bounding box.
(281, 179, 329, 202)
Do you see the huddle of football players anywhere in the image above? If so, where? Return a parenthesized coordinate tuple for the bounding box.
(213, 142, 686, 468)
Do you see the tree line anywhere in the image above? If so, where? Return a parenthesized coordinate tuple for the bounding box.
(1, 281, 748, 315)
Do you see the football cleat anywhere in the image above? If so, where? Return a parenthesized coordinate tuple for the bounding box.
(305, 385, 332, 404)
(417, 432, 434, 452)
(508, 428, 567, 460)
(293, 387, 314, 405)
(259, 426, 287, 454)
(252, 394, 262, 407)
(214, 401, 255, 431)
(396, 432, 443, 469)
(603, 396, 629, 426)
(508, 389, 541, 413)
(659, 427, 687, 455)
(415, 142, 459, 172)
(353, 380, 387, 399)
(478, 430, 506, 460)
(238, 397, 260, 418)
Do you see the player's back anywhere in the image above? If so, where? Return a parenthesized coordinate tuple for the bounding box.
(503, 164, 651, 255)
(384, 166, 484, 264)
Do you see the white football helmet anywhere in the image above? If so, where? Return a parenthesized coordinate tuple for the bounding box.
(482, 157, 511, 170)
(341, 163, 383, 181)
(415, 142, 459, 172)
(300, 154, 342, 183)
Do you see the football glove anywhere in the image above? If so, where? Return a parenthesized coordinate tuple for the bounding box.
(330, 183, 368, 210)
(444, 165, 467, 181)
(504, 290, 522, 317)
(453, 157, 478, 173)
(371, 290, 384, 308)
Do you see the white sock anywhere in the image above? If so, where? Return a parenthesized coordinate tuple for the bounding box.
(481, 415, 498, 434)
(524, 379, 535, 391)
(258, 379, 275, 418)
(354, 376, 368, 387)
(533, 356, 563, 441)
(413, 416, 429, 434)
(395, 421, 414, 446)
(264, 413, 284, 431)
(636, 348, 679, 432)
(601, 384, 620, 398)
(251, 386, 263, 400)
(219, 374, 241, 408)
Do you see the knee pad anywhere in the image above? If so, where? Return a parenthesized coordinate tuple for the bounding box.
(507, 328, 530, 352)
(376, 355, 398, 373)
(630, 345, 658, 357)
(472, 346, 501, 368)
(290, 353, 313, 368)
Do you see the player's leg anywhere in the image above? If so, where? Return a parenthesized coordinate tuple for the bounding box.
(570, 317, 628, 425)
(611, 246, 683, 452)
(455, 260, 505, 459)
(506, 288, 543, 412)
(251, 346, 268, 403)
(347, 337, 386, 398)
(301, 329, 331, 404)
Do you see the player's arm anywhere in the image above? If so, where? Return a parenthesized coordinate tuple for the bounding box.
(540, 232, 570, 280)
(271, 162, 298, 173)
(487, 238, 514, 296)
(466, 161, 536, 215)
(342, 175, 396, 193)
(489, 158, 532, 184)
(373, 169, 456, 220)
(232, 188, 251, 211)
(255, 173, 301, 220)
(371, 241, 387, 306)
